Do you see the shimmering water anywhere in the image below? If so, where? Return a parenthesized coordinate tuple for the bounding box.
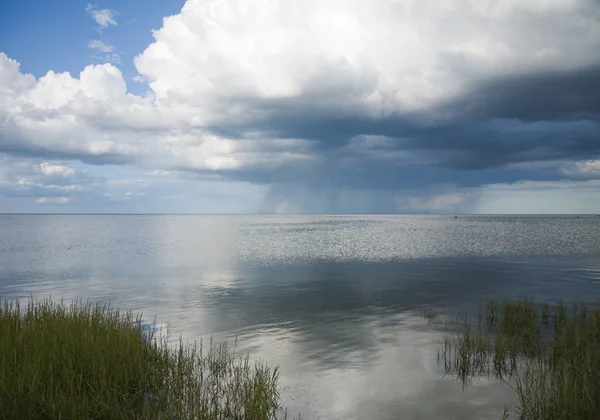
(1, 215, 600, 419)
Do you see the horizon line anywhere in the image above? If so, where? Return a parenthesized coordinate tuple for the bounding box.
(1, 213, 599, 216)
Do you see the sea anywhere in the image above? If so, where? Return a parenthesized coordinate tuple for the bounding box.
(1, 214, 599, 419)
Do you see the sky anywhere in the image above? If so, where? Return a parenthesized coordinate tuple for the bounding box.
(0, 0, 599, 214)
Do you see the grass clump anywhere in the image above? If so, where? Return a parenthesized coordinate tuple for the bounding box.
(0, 297, 293, 420)
(422, 308, 440, 325)
(439, 297, 600, 420)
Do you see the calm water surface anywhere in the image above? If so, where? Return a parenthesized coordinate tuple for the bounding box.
(1, 215, 600, 419)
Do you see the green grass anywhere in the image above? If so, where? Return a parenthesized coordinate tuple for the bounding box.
(0, 297, 294, 420)
(436, 297, 600, 419)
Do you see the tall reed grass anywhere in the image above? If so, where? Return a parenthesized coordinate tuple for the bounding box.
(438, 298, 600, 419)
(0, 297, 293, 420)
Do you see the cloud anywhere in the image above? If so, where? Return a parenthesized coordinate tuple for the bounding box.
(134, 0, 600, 114)
(560, 160, 600, 179)
(88, 40, 121, 64)
(132, 0, 600, 180)
(0, 55, 138, 164)
(448, 65, 600, 122)
(86, 4, 117, 28)
(485, 179, 600, 191)
(38, 163, 76, 177)
(87, 40, 113, 54)
(0, 152, 268, 212)
(2, 0, 600, 212)
(36, 197, 71, 204)
(0, 155, 94, 206)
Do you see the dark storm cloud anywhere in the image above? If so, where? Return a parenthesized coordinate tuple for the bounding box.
(197, 62, 600, 190)
(455, 64, 600, 122)
(211, 63, 600, 132)
(179, 154, 565, 193)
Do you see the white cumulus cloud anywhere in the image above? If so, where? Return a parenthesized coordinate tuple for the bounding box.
(134, 0, 600, 116)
